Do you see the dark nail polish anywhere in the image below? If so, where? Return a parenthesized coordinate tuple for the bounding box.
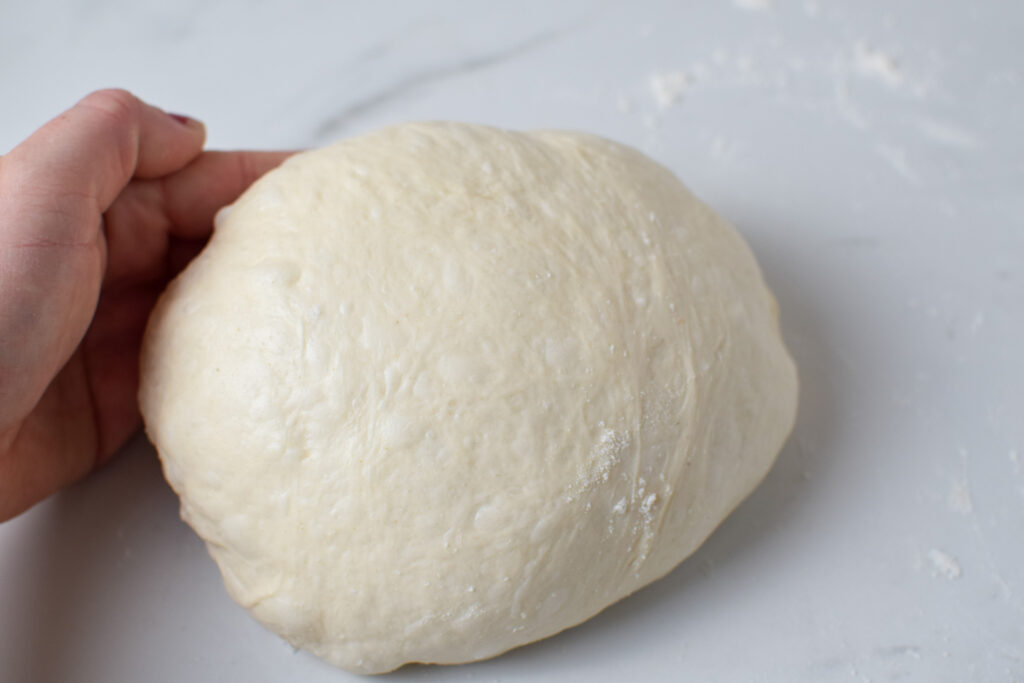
(168, 112, 194, 126)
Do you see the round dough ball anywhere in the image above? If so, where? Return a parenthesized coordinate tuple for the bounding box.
(139, 122, 797, 674)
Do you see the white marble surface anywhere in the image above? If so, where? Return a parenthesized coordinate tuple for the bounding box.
(2, 1, 1023, 681)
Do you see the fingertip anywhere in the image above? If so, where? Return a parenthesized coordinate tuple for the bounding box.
(77, 89, 206, 179)
(128, 102, 206, 179)
(167, 112, 206, 140)
(78, 88, 141, 118)
(167, 112, 194, 126)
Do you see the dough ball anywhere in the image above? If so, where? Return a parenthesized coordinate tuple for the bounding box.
(139, 123, 797, 674)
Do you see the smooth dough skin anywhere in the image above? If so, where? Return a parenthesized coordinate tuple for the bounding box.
(139, 123, 798, 674)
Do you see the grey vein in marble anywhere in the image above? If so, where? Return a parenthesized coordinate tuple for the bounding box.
(311, 25, 569, 142)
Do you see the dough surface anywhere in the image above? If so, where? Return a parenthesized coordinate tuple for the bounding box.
(139, 123, 797, 674)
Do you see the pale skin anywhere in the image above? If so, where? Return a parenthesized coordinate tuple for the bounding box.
(0, 89, 292, 522)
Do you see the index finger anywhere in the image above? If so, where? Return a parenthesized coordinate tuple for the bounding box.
(101, 150, 294, 288)
(160, 150, 295, 238)
(2, 89, 206, 224)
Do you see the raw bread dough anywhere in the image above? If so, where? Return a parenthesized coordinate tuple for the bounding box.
(139, 123, 797, 674)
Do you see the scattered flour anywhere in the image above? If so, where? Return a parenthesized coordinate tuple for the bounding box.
(947, 478, 973, 515)
(916, 117, 982, 150)
(854, 42, 904, 87)
(874, 144, 921, 185)
(576, 429, 630, 494)
(833, 80, 868, 129)
(639, 492, 659, 522)
(649, 70, 690, 110)
(946, 447, 974, 515)
(622, 22, 934, 146)
(734, 0, 772, 10)
(710, 136, 742, 165)
(928, 548, 962, 580)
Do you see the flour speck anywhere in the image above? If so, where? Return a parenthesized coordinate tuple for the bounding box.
(927, 548, 962, 580)
(734, 0, 771, 10)
(854, 42, 904, 87)
(947, 478, 973, 515)
(649, 70, 690, 110)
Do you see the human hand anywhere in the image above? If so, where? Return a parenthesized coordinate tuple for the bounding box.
(0, 89, 291, 521)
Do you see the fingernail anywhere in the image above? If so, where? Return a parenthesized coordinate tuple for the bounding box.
(168, 112, 197, 126)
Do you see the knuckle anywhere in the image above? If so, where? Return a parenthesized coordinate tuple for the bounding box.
(77, 89, 141, 179)
(79, 88, 140, 126)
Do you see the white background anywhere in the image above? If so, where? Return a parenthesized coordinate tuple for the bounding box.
(1, 1, 1022, 681)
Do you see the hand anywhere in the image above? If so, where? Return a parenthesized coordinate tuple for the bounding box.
(0, 89, 291, 522)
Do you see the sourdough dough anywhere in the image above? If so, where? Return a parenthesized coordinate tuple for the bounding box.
(139, 123, 798, 674)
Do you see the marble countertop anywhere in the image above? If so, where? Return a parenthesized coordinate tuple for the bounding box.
(1, 1, 1022, 681)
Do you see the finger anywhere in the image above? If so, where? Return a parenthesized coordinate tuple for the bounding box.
(80, 282, 165, 460)
(166, 238, 208, 278)
(160, 150, 294, 237)
(0, 353, 98, 522)
(101, 150, 293, 287)
(4, 88, 206, 224)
